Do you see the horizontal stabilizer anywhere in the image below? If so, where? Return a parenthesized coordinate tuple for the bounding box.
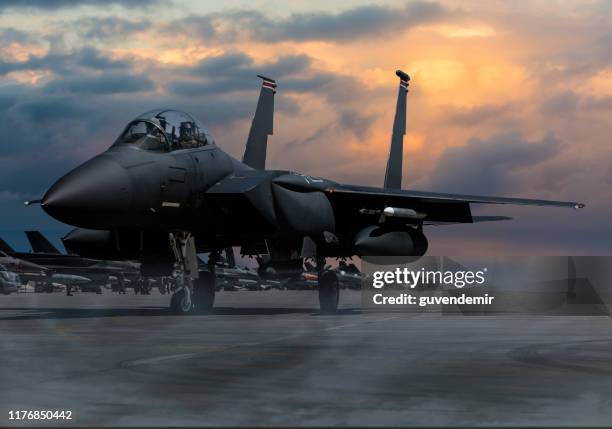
(242, 75, 277, 170)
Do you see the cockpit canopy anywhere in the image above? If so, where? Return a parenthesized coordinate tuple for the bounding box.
(113, 109, 215, 152)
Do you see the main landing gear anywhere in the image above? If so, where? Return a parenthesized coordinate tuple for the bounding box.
(316, 255, 339, 314)
(168, 232, 216, 315)
(193, 267, 216, 313)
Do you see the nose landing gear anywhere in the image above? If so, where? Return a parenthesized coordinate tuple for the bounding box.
(168, 232, 217, 315)
(170, 285, 192, 314)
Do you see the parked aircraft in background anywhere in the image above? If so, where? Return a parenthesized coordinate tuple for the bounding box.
(0, 233, 139, 292)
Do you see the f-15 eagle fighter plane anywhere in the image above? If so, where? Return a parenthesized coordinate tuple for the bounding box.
(33, 71, 584, 314)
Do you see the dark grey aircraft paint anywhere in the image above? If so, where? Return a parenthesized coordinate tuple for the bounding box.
(243, 75, 276, 170)
(36, 71, 584, 314)
(384, 70, 409, 190)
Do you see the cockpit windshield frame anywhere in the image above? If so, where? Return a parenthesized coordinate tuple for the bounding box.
(113, 119, 169, 152)
(112, 109, 214, 153)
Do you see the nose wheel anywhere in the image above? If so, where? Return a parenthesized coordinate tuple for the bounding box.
(170, 285, 193, 314)
(168, 232, 217, 315)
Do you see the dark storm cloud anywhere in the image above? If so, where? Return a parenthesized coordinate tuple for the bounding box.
(0, 155, 82, 196)
(0, 53, 66, 75)
(43, 73, 154, 94)
(169, 1, 450, 43)
(189, 52, 253, 75)
(74, 47, 131, 69)
(0, 84, 20, 109)
(284, 124, 332, 150)
(587, 31, 612, 70)
(169, 52, 334, 97)
(0, 0, 157, 10)
(0, 59, 261, 158)
(0, 92, 98, 189)
(583, 95, 612, 110)
(0, 27, 34, 44)
(283, 74, 336, 93)
(169, 81, 231, 97)
(540, 91, 612, 115)
(0, 48, 131, 75)
(254, 2, 448, 42)
(189, 52, 311, 79)
(12, 95, 93, 123)
(420, 132, 562, 195)
(540, 91, 580, 116)
(540, 31, 612, 80)
(339, 108, 376, 138)
(445, 104, 512, 126)
(77, 17, 151, 40)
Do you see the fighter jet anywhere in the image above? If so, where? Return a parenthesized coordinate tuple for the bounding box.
(0, 248, 91, 292)
(33, 71, 584, 314)
(0, 232, 139, 291)
(0, 248, 48, 282)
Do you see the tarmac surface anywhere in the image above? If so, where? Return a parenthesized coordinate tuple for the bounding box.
(1, 289, 612, 426)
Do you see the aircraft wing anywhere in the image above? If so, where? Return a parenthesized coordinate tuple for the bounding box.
(270, 174, 584, 224)
(425, 216, 512, 226)
(327, 184, 584, 224)
(334, 184, 584, 208)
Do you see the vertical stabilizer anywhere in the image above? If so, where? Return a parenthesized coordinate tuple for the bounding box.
(25, 231, 62, 254)
(383, 70, 410, 189)
(242, 75, 277, 170)
(0, 237, 14, 254)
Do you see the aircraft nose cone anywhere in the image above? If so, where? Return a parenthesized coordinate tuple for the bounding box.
(42, 156, 132, 226)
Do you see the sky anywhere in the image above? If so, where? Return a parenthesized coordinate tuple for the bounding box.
(0, 0, 610, 255)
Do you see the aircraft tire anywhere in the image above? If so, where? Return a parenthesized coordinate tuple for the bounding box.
(170, 288, 193, 315)
(193, 271, 215, 314)
(318, 271, 340, 314)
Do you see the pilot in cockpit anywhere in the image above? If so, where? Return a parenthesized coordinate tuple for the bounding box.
(114, 110, 210, 152)
(117, 119, 168, 152)
(179, 121, 199, 149)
